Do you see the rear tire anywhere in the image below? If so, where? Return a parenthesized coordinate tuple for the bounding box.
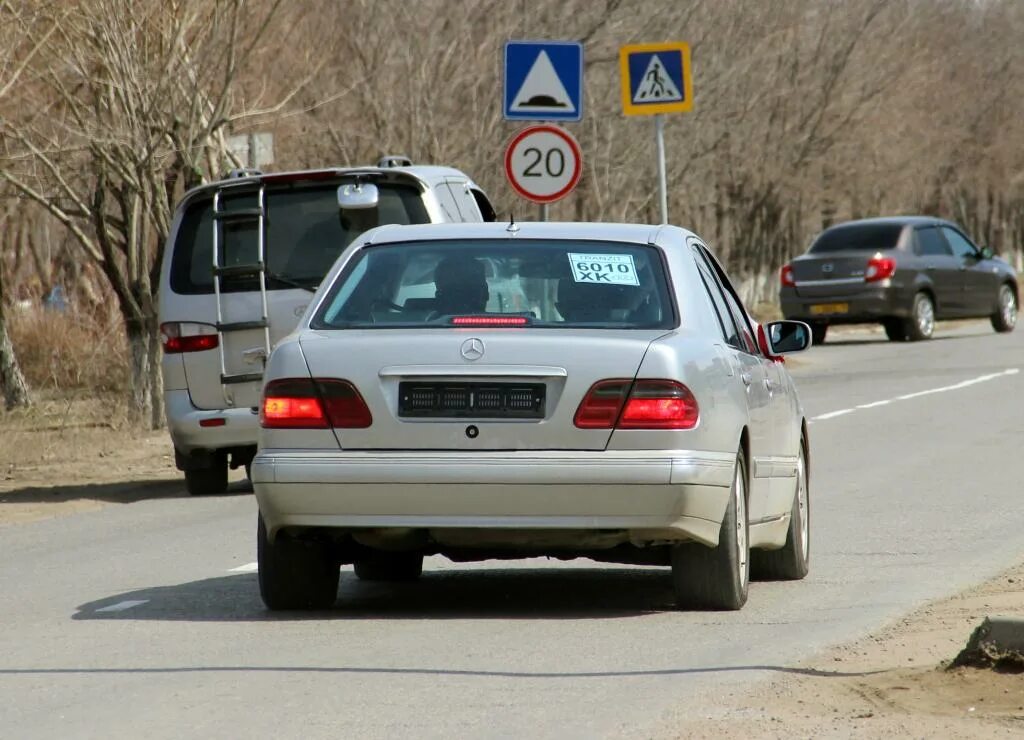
(809, 322, 828, 346)
(991, 283, 1017, 333)
(184, 455, 228, 496)
(257, 514, 339, 610)
(354, 552, 424, 582)
(902, 292, 934, 341)
(883, 319, 907, 342)
(751, 442, 810, 581)
(671, 449, 749, 610)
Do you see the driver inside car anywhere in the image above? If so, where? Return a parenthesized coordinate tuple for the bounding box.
(433, 255, 489, 315)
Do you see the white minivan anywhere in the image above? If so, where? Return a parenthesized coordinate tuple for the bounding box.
(158, 158, 495, 494)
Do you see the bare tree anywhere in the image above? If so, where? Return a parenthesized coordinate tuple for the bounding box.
(0, 0, 286, 427)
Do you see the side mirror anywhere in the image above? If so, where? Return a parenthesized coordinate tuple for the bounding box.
(980, 246, 995, 260)
(766, 320, 812, 353)
(338, 182, 379, 210)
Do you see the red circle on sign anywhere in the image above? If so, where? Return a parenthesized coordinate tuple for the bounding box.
(503, 124, 583, 204)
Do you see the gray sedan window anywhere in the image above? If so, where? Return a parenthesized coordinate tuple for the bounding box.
(915, 227, 952, 257)
(941, 227, 979, 259)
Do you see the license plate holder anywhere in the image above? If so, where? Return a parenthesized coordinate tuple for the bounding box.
(398, 381, 546, 419)
(809, 302, 849, 315)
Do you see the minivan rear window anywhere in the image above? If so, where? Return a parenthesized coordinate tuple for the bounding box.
(810, 223, 904, 253)
(169, 182, 428, 294)
(313, 239, 676, 330)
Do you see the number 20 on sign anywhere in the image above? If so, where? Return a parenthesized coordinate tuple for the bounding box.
(504, 124, 583, 204)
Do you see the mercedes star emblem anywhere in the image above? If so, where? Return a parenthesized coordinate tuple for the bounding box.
(460, 338, 485, 361)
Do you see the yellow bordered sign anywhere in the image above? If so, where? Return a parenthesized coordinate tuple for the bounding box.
(619, 42, 692, 116)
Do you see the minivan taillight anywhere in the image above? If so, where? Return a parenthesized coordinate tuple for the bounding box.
(865, 256, 896, 282)
(780, 264, 796, 288)
(573, 379, 699, 430)
(261, 378, 372, 429)
(160, 322, 219, 353)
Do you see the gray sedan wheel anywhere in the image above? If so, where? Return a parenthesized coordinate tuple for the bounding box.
(751, 442, 810, 581)
(991, 283, 1017, 333)
(671, 448, 749, 610)
(258, 514, 339, 610)
(903, 292, 934, 341)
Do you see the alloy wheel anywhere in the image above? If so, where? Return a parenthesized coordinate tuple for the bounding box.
(1000, 285, 1017, 329)
(915, 294, 935, 338)
(735, 462, 749, 591)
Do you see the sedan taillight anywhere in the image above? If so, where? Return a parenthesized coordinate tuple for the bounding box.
(160, 322, 219, 353)
(780, 264, 796, 288)
(574, 379, 699, 430)
(261, 378, 372, 429)
(865, 256, 896, 282)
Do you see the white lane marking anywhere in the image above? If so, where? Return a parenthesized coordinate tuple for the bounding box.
(229, 562, 259, 573)
(813, 409, 855, 420)
(810, 368, 1020, 423)
(95, 599, 149, 613)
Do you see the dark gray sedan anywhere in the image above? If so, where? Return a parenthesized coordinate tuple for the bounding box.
(780, 217, 1018, 343)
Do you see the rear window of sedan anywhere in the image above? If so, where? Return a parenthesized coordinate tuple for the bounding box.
(313, 239, 676, 330)
(809, 223, 904, 253)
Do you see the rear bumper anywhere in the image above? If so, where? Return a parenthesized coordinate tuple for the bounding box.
(780, 285, 908, 322)
(165, 389, 259, 454)
(252, 449, 736, 547)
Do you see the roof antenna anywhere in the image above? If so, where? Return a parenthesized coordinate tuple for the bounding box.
(507, 212, 519, 234)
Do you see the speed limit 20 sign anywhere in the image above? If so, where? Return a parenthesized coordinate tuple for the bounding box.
(503, 124, 582, 204)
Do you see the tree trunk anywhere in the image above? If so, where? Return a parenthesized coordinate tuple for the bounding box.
(125, 318, 155, 428)
(148, 320, 164, 430)
(0, 261, 31, 410)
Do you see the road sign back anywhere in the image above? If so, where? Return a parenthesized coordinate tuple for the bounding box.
(504, 41, 583, 121)
(619, 42, 692, 115)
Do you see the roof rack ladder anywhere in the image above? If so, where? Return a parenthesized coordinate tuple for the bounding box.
(211, 185, 272, 394)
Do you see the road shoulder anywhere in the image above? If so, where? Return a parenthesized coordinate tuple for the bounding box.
(672, 559, 1024, 738)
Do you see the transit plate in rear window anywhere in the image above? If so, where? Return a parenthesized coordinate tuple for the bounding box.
(398, 382, 545, 419)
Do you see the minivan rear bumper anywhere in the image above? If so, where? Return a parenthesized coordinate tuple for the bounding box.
(252, 449, 736, 547)
(165, 389, 259, 453)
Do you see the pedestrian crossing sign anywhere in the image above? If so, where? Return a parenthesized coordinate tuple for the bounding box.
(619, 42, 692, 115)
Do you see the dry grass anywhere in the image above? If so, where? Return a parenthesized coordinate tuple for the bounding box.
(7, 304, 130, 394)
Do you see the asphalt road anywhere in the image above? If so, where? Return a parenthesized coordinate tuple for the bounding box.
(2, 321, 1022, 739)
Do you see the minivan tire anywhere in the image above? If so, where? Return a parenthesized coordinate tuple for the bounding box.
(184, 455, 228, 496)
(354, 552, 424, 581)
(671, 448, 749, 610)
(257, 514, 339, 610)
(903, 292, 935, 341)
(991, 283, 1017, 333)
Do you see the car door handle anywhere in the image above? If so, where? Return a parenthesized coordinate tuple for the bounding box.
(740, 372, 752, 387)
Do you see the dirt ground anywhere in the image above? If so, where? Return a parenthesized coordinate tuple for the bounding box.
(2, 396, 1022, 737)
(1, 395, 203, 526)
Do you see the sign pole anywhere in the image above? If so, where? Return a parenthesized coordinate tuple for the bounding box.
(539, 203, 548, 222)
(655, 114, 668, 224)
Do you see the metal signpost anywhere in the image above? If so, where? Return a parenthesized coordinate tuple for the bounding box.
(503, 41, 583, 220)
(618, 42, 693, 225)
(503, 124, 583, 208)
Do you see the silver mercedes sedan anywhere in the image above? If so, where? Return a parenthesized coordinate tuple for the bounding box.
(252, 222, 812, 611)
